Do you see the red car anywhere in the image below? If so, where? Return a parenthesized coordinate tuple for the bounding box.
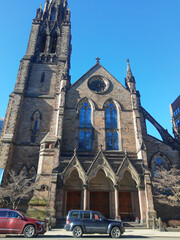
(0, 209, 46, 238)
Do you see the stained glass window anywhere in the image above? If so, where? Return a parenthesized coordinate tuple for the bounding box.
(80, 107, 85, 127)
(86, 107, 91, 127)
(113, 131, 119, 150)
(106, 108, 111, 129)
(79, 102, 92, 151)
(86, 130, 92, 150)
(105, 102, 119, 150)
(106, 131, 112, 150)
(112, 108, 117, 128)
(51, 8, 56, 21)
(79, 130, 85, 150)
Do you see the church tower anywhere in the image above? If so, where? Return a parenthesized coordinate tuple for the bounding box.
(0, 0, 71, 218)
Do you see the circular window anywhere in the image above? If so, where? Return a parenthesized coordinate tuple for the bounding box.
(88, 76, 110, 94)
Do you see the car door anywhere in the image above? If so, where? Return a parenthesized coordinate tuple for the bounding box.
(6, 211, 24, 234)
(80, 211, 92, 233)
(0, 210, 8, 233)
(91, 212, 108, 234)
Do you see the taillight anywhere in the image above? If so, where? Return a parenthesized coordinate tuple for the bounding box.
(66, 219, 70, 225)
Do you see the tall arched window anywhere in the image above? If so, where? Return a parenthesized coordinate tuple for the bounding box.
(40, 33, 47, 53)
(41, 72, 45, 83)
(105, 102, 119, 150)
(151, 152, 171, 178)
(50, 33, 58, 53)
(50, 8, 56, 21)
(31, 111, 41, 143)
(78, 102, 92, 151)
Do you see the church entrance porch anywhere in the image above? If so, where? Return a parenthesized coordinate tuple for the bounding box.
(118, 171, 140, 221)
(63, 169, 83, 216)
(88, 170, 114, 218)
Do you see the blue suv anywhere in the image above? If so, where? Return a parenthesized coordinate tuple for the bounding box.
(64, 210, 125, 238)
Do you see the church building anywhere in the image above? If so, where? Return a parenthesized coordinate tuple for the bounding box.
(0, 0, 180, 228)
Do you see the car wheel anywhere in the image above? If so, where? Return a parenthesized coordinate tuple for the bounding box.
(23, 225, 36, 238)
(73, 226, 83, 238)
(110, 226, 121, 238)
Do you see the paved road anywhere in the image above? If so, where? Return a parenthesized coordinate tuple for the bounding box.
(1, 228, 180, 239)
(2, 236, 180, 240)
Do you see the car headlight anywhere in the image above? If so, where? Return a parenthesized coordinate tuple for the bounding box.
(36, 221, 44, 225)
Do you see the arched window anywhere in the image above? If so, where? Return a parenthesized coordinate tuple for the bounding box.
(31, 111, 41, 143)
(40, 33, 47, 53)
(41, 72, 45, 83)
(50, 8, 56, 21)
(151, 154, 171, 178)
(50, 33, 58, 53)
(78, 102, 92, 151)
(105, 102, 119, 150)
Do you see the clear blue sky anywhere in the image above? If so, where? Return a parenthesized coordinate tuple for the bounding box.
(0, 0, 180, 139)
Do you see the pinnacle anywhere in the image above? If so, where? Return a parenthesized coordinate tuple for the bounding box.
(126, 59, 133, 77)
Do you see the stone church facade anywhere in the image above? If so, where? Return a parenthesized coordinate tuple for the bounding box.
(0, 0, 180, 227)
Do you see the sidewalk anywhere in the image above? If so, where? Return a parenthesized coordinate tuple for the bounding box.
(45, 228, 180, 238)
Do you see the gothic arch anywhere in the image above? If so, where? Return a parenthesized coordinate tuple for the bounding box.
(150, 152, 171, 169)
(87, 151, 116, 184)
(19, 165, 28, 176)
(117, 157, 141, 187)
(76, 97, 96, 111)
(150, 152, 171, 178)
(62, 156, 87, 185)
(103, 99, 122, 111)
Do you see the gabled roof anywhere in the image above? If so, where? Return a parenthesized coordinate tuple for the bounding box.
(69, 62, 128, 92)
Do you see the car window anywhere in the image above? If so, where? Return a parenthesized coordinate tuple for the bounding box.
(0, 211, 7, 217)
(7, 211, 21, 218)
(93, 212, 102, 220)
(70, 211, 79, 218)
(81, 212, 90, 219)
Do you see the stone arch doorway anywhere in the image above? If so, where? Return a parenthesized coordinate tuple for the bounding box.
(64, 169, 83, 214)
(89, 169, 114, 218)
(118, 171, 140, 221)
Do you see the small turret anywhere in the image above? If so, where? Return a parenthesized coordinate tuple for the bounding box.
(125, 59, 136, 93)
(35, 5, 43, 20)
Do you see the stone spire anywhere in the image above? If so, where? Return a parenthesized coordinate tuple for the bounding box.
(125, 59, 136, 92)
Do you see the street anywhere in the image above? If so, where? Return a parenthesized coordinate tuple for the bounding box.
(1, 228, 180, 240)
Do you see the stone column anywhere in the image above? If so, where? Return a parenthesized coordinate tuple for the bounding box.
(114, 185, 119, 218)
(83, 185, 88, 210)
(138, 187, 146, 224)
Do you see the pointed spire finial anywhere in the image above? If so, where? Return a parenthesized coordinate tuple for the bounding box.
(127, 59, 132, 77)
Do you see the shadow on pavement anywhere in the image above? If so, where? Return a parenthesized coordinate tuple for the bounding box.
(5, 234, 150, 239)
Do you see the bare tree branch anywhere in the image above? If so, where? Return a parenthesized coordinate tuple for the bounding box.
(0, 170, 38, 210)
(152, 165, 180, 206)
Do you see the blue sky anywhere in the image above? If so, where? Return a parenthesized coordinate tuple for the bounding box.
(0, 0, 180, 139)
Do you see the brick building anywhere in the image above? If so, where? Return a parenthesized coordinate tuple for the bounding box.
(170, 95, 180, 141)
(0, 0, 180, 227)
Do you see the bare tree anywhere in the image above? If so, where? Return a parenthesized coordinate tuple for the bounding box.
(0, 170, 38, 210)
(152, 165, 180, 206)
